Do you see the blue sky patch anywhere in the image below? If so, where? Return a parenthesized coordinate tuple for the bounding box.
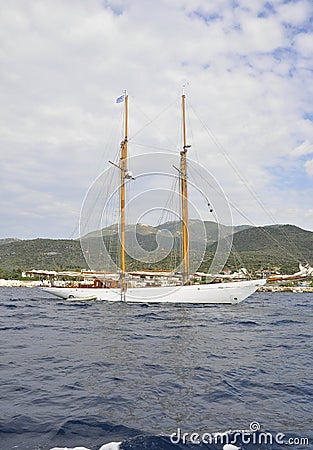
(189, 10, 222, 24)
(303, 112, 313, 121)
(267, 156, 313, 190)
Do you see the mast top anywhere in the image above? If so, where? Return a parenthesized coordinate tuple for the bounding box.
(182, 81, 189, 96)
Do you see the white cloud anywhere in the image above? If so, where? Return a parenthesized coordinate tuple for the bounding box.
(277, 0, 312, 26)
(0, 0, 312, 238)
(238, 15, 285, 53)
(291, 141, 313, 157)
(294, 32, 313, 57)
(304, 159, 313, 176)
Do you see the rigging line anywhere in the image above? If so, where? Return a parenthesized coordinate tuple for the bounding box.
(82, 162, 118, 238)
(131, 141, 177, 154)
(128, 95, 179, 147)
(79, 144, 121, 240)
(157, 176, 179, 227)
(232, 207, 307, 265)
(188, 102, 282, 219)
(68, 223, 79, 240)
(188, 164, 308, 264)
(228, 242, 253, 279)
(184, 98, 201, 165)
(82, 118, 122, 236)
(224, 192, 309, 264)
(112, 142, 122, 164)
(95, 109, 124, 175)
(188, 104, 308, 264)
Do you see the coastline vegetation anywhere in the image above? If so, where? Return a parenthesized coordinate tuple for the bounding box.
(0, 223, 312, 280)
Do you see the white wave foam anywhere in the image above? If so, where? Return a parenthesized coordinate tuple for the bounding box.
(50, 442, 121, 450)
(223, 445, 241, 450)
(50, 447, 91, 450)
(99, 443, 121, 450)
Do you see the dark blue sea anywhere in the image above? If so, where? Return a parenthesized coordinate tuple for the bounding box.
(0, 288, 312, 450)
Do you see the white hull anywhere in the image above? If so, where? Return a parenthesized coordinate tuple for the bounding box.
(42, 279, 266, 304)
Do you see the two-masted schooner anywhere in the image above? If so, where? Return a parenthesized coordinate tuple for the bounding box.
(43, 92, 266, 303)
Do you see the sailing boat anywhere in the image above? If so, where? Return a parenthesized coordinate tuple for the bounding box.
(43, 92, 266, 304)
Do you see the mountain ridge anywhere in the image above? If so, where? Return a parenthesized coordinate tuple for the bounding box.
(0, 222, 312, 277)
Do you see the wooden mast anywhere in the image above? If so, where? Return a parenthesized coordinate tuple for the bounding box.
(120, 92, 128, 298)
(180, 93, 190, 284)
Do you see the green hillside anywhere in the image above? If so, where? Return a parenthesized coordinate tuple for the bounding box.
(204, 224, 313, 274)
(0, 238, 20, 246)
(0, 239, 87, 277)
(155, 220, 250, 245)
(0, 223, 312, 278)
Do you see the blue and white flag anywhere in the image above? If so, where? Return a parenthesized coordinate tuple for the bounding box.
(116, 94, 125, 103)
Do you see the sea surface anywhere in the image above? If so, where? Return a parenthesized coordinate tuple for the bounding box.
(0, 287, 312, 450)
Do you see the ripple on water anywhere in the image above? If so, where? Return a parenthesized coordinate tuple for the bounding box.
(0, 288, 312, 449)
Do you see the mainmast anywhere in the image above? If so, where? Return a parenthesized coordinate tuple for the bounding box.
(120, 92, 129, 298)
(180, 93, 190, 285)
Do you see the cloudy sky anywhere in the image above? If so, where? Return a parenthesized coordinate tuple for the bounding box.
(1, 0, 312, 239)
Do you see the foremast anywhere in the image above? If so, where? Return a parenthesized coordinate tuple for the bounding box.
(180, 93, 190, 285)
(120, 92, 129, 298)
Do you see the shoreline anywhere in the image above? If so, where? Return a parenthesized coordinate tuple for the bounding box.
(258, 285, 313, 293)
(0, 279, 312, 293)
